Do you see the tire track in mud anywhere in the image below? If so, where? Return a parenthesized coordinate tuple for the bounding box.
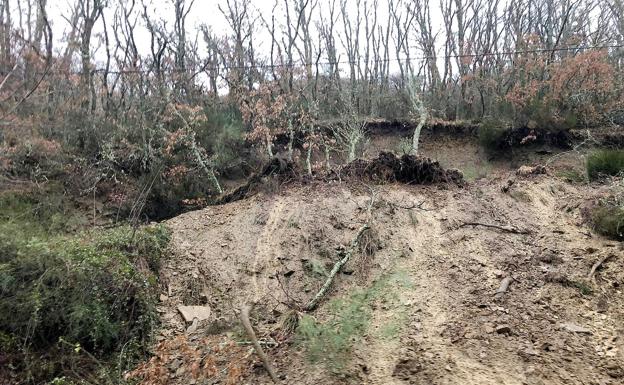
(361, 189, 528, 385)
(251, 196, 290, 304)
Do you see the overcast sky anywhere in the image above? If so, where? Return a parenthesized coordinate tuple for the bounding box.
(41, 0, 427, 72)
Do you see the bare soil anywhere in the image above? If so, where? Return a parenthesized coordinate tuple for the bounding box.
(141, 139, 623, 385)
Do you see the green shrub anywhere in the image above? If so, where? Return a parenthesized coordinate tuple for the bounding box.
(587, 150, 624, 180)
(0, 187, 88, 240)
(478, 119, 510, 153)
(198, 104, 247, 172)
(0, 221, 169, 383)
(0, 137, 67, 180)
(590, 204, 624, 240)
(297, 271, 412, 373)
(297, 290, 373, 373)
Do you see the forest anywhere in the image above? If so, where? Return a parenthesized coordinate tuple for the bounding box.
(1, 0, 623, 384)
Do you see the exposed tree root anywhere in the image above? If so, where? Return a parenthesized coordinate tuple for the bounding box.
(588, 254, 614, 281)
(337, 151, 463, 185)
(459, 221, 530, 234)
(494, 277, 513, 300)
(217, 157, 297, 204)
(239, 304, 280, 383)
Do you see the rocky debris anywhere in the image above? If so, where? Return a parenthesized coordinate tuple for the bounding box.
(560, 322, 591, 334)
(606, 363, 624, 379)
(392, 358, 423, 379)
(177, 305, 212, 323)
(516, 165, 547, 177)
(157, 173, 624, 385)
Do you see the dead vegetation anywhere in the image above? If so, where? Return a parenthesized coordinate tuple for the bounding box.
(1, 0, 623, 384)
(216, 152, 463, 205)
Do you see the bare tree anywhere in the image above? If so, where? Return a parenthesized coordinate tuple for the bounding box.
(78, 0, 105, 112)
(407, 76, 427, 155)
(331, 95, 367, 162)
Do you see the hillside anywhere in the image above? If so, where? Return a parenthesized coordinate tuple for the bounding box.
(130, 143, 623, 385)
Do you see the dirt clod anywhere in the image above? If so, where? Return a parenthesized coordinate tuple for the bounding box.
(338, 152, 464, 184)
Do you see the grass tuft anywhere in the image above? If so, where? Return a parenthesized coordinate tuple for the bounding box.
(586, 150, 624, 180)
(590, 203, 624, 240)
(296, 271, 411, 374)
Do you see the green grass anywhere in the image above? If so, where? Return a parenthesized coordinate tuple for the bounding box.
(557, 169, 587, 183)
(296, 271, 412, 374)
(569, 280, 594, 296)
(587, 150, 624, 180)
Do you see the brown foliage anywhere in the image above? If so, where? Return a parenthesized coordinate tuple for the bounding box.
(506, 50, 619, 126)
(126, 335, 250, 385)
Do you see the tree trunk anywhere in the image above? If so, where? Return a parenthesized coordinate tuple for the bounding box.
(348, 140, 357, 162)
(306, 143, 312, 175)
(266, 131, 274, 158)
(287, 119, 294, 162)
(411, 107, 427, 155)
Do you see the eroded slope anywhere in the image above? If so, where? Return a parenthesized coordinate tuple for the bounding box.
(145, 174, 623, 385)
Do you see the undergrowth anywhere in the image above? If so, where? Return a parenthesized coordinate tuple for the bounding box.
(590, 202, 624, 240)
(0, 189, 170, 384)
(587, 150, 624, 180)
(297, 271, 412, 374)
(557, 168, 587, 183)
(478, 119, 510, 154)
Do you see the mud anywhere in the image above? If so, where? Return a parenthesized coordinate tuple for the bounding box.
(141, 166, 624, 385)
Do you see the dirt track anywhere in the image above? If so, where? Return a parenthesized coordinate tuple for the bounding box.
(146, 165, 624, 385)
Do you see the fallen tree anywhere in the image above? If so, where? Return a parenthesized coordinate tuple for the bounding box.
(304, 188, 377, 311)
(217, 157, 298, 204)
(216, 152, 462, 206)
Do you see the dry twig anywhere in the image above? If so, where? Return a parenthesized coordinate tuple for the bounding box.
(588, 254, 614, 281)
(459, 221, 530, 234)
(239, 304, 279, 383)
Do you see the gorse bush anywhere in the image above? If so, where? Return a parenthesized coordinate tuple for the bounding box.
(0, 191, 170, 383)
(587, 150, 624, 180)
(478, 118, 510, 154)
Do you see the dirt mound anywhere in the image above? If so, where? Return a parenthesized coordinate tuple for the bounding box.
(339, 151, 464, 184)
(151, 177, 623, 385)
